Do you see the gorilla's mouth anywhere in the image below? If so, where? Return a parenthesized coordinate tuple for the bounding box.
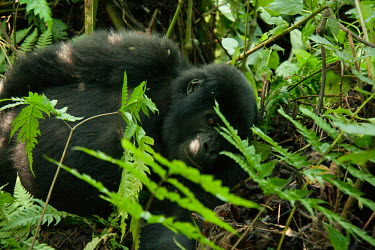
(183, 146, 203, 170)
(180, 136, 219, 171)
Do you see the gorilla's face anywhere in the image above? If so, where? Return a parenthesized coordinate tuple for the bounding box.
(173, 109, 225, 170)
(163, 64, 257, 172)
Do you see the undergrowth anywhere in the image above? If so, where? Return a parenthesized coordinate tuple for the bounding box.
(0, 0, 374, 249)
(0, 177, 67, 249)
(1, 70, 374, 249)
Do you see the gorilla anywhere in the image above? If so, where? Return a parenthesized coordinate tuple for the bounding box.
(0, 31, 257, 249)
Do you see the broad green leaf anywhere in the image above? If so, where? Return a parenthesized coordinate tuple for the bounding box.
(267, 0, 303, 15)
(309, 35, 336, 47)
(353, 135, 373, 149)
(327, 18, 341, 37)
(222, 38, 238, 55)
(290, 29, 305, 50)
(293, 49, 320, 68)
(275, 61, 299, 77)
(217, 0, 235, 22)
(259, 7, 286, 25)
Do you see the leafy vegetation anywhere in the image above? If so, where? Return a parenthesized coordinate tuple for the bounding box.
(0, 177, 67, 249)
(0, 0, 374, 249)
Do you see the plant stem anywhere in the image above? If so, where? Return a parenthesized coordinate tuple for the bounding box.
(166, 0, 183, 38)
(29, 111, 119, 249)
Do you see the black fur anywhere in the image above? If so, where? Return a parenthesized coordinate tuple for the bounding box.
(0, 31, 257, 249)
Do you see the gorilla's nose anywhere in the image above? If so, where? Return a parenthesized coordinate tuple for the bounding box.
(203, 141, 219, 156)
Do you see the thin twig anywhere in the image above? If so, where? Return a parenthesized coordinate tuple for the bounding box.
(339, 24, 375, 48)
(0, 20, 19, 57)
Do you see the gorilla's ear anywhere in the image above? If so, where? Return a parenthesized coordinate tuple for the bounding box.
(187, 79, 204, 95)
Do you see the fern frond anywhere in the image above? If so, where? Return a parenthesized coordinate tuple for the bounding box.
(20, 28, 38, 52)
(36, 29, 53, 48)
(19, 0, 53, 24)
(83, 233, 116, 250)
(10, 105, 42, 170)
(6, 92, 81, 173)
(300, 107, 339, 138)
(48, 159, 221, 249)
(52, 18, 68, 40)
(12, 176, 34, 207)
(0, 177, 67, 238)
(13, 27, 32, 44)
(130, 217, 141, 249)
(279, 108, 331, 154)
(22, 238, 55, 250)
(3, 204, 58, 231)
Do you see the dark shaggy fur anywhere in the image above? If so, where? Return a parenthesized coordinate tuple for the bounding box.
(0, 31, 257, 249)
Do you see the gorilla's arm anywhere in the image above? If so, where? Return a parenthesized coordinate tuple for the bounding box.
(0, 31, 190, 99)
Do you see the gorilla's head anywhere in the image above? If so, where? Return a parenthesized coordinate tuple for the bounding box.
(163, 64, 257, 173)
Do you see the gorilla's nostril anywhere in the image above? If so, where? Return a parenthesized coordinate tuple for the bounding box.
(210, 150, 218, 156)
(203, 142, 218, 156)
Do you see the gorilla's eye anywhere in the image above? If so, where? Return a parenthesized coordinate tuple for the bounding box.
(208, 118, 216, 126)
(187, 79, 204, 95)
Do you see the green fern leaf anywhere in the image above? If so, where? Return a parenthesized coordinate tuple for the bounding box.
(127, 81, 146, 106)
(300, 107, 339, 138)
(20, 28, 38, 52)
(9, 176, 34, 211)
(52, 18, 68, 40)
(50, 159, 221, 249)
(10, 105, 42, 170)
(19, 0, 53, 24)
(342, 165, 375, 187)
(130, 217, 141, 249)
(317, 207, 375, 247)
(72, 145, 237, 236)
(3, 206, 43, 230)
(6, 92, 81, 173)
(1, 177, 67, 232)
(122, 114, 137, 140)
(279, 108, 331, 153)
(253, 127, 310, 168)
(36, 29, 52, 48)
(13, 27, 32, 44)
(22, 238, 55, 250)
(325, 177, 375, 212)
